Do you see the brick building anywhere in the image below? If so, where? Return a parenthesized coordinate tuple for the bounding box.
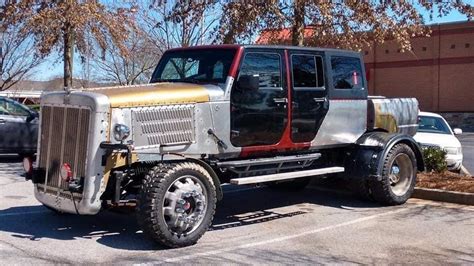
(257, 21, 474, 130)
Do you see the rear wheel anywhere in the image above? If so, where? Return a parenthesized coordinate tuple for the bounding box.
(370, 143, 417, 205)
(136, 162, 216, 248)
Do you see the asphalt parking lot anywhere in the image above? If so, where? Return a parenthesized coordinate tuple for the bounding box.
(458, 133, 474, 174)
(1, 155, 473, 264)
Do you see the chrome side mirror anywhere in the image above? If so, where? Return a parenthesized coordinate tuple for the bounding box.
(453, 128, 463, 135)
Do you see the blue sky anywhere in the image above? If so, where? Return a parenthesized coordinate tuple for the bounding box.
(31, 5, 472, 81)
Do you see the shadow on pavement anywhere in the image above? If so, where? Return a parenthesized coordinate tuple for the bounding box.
(0, 154, 23, 163)
(0, 184, 382, 251)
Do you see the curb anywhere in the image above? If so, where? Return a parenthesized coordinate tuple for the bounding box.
(412, 187, 474, 205)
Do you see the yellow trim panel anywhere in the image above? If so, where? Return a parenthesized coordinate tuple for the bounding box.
(93, 82, 210, 108)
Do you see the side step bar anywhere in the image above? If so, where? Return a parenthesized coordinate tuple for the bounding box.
(216, 153, 321, 168)
(230, 167, 345, 185)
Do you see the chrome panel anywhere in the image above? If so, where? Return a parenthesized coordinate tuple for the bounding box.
(131, 104, 195, 148)
(203, 84, 226, 101)
(135, 102, 241, 161)
(35, 91, 110, 215)
(311, 100, 367, 147)
(369, 98, 419, 136)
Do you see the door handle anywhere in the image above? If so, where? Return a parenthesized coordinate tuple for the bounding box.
(313, 97, 327, 103)
(273, 97, 288, 104)
(0, 119, 5, 124)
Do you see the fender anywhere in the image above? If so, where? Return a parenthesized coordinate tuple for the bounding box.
(157, 153, 223, 201)
(346, 132, 424, 180)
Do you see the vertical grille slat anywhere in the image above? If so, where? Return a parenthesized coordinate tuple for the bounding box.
(38, 105, 90, 195)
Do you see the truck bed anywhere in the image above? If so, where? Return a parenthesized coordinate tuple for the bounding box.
(367, 97, 419, 136)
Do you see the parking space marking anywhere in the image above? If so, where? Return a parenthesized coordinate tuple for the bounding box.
(162, 206, 413, 263)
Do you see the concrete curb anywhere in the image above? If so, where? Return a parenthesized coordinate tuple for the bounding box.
(412, 187, 474, 205)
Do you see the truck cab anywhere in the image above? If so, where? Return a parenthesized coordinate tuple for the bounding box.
(28, 45, 423, 248)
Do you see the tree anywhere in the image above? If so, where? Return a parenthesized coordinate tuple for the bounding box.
(144, 0, 219, 52)
(0, 22, 43, 91)
(218, 1, 473, 51)
(91, 30, 161, 85)
(2, 0, 136, 88)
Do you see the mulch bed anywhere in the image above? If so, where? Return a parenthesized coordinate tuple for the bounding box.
(417, 171, 474, 193)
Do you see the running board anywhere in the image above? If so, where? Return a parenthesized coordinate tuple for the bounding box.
(230, 167, 345, 185)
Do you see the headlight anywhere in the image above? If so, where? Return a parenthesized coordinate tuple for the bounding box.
(444, 147, 461, 155)
(113, 124, 130, 142)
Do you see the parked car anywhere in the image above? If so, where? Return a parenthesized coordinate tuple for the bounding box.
(414, 111, 463, 171)
(0, 96, 38, 156)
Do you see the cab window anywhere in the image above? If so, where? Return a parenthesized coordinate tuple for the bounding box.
(292, 54, 324, 88)
(331, 56, 363, 89)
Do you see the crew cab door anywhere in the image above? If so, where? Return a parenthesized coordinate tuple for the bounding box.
(230, 50, 287, 147)
(289, 51, 329, 143)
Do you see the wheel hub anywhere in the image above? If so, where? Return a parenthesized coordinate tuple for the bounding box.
(162, 176, 207, 235)
(388, 154, 414, 196)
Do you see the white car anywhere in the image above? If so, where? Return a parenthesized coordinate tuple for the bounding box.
(414, 111, 463, 171)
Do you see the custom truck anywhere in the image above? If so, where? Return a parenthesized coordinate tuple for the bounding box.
(26, 45, 423, 248)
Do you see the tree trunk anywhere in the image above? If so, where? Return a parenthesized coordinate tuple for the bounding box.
(222, 29, 235, 44)
(63, 24, 74, 89)
(292, 0, 305, 46)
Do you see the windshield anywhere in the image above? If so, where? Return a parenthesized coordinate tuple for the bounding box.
(150, 49, 236, 88)
(418, 115, 452, 134)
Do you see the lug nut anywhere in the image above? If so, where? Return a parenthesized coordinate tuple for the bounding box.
(175, 208, 184, 213)
(177, 199, 186, 205)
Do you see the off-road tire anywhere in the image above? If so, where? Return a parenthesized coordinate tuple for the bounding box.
(370, 143, 417, 205)
(136, 162, 217, 248)
(267, 177, 310, 191)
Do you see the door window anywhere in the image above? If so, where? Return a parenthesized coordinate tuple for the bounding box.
(331, 56, 363, 89)
(238, 53, 282, 88)
(231, 52, 287, 147)
(292, 55, 324, 88)
(0, 99, 30, 116)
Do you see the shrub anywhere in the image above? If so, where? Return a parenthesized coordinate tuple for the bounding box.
(422, 146, 448, 173)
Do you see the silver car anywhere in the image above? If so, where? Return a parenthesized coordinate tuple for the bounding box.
(0, 97, 38, 156)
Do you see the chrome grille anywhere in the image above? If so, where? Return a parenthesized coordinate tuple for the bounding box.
(132, 104, 195, 146)
(38, 106, 90, 192)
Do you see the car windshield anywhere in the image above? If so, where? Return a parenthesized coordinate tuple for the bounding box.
(418, 115, 451, 134)
(150, 49, 236, 88)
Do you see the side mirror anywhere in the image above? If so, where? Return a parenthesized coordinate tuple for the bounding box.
(237, 74, 259, 91)
(453, 128, 463, 135)
(26, 111, 38, 123)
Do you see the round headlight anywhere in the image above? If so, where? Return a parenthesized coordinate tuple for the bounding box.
(113, 124, 130, 142)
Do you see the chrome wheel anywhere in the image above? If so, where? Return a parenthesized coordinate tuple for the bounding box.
(162, 175, 207, 236)
(388, 153, 414, 196)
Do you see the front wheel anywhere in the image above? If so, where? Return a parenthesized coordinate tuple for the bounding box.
(370, 143, 417, 205)
(136, 162, 216, 248)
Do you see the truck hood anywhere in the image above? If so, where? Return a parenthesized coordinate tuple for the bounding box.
(91, 82, 216, 108)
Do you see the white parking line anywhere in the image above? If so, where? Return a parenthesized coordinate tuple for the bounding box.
(0, 210, 48, 217)
(162, 206, 413, 263)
